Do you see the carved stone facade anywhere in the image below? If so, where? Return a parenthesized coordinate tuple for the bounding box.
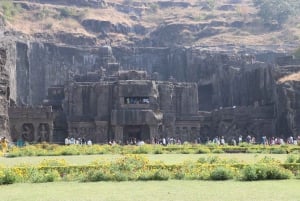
(8, 107, 54, 142)
(7, 44, 300, 144)
(60, 68, 201, 143)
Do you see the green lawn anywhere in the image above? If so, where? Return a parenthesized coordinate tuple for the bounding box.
(0, 153, 290, 167)
(1, 180, 300, 201)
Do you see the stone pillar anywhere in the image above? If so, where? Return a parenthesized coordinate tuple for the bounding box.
(67, 121, 73, 137)
(149, 125, 158, 140)
(175, 126, 181, 140)
(114, 126, 123, 143)
(95, 121, 108, 143)
(49, 122, 54, 143)
(33, 122, 40, 142)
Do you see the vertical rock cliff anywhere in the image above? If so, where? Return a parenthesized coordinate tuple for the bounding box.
(0, 47, 10, 139)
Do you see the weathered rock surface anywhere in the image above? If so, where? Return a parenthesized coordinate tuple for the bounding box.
(61, 71, 200, 143)
(7, 39, 299, 141)
(0, 47, 10, 139)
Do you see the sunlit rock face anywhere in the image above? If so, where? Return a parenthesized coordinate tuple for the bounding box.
(0, 48, 10, 139)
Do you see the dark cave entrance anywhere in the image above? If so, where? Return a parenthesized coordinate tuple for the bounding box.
(123, 125, 150, 143)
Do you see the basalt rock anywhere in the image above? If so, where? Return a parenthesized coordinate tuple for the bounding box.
(0, 47, 10, 139)
(4, 39, 300, 142)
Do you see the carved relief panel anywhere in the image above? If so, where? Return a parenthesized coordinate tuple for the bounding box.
(38, 123, 50, 142)
(22, 124, 35, 142)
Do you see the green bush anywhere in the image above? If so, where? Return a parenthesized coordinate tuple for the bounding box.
(195, 147, 211, 154)
(0, 0, 22, 21)
(253, 0, 294, 24)
(265, 166, 293, 179)
(113, 172, 129, 181)
(258, 156, 280, 164)
(285, 155, 298, 163)
(239, 164, 292, 181)
(153, 147, 163, 154)
(111, 155, 149, 172)
(210, 167, 233, 180)
(137, 169, 170, 181)
(132, 146, 150, 154)
(174, 170, 185, 180)
(211, 149, 225, 154)
(138, 170, 156, 181)
(153, 169, 170, 180)
(240, 165, 258, 181)
(294, 47, 300, 59)
(180, 148, 192, 154)
(29, 169, 60, 183)
(198, 156, 221, 164)
(39, 159, 68, 167)
(81, 169, 111, 182)
(222, 147, 247, 153)
(270, 148, 287, 154)
(296, 171, 300, 179)
(58, 7, 73, 18)
(0, 169, 17, 185)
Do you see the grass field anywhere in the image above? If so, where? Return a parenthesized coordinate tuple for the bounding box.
(1, 180, 300, 201)
(0, 153, 290, 167)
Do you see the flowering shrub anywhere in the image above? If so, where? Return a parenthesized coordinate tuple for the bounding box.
(152, 169, 170, 180)
(5, 143, 300, 157)
(210, 166, 233, 180)
(29, 169, 60, 183)
(39, 159, 69, 167)
(239, 164, 293, 181)
(80, 169, 111, 182)
(0, 169, 17, 184)
(153, 146, 163, 154)
(195, 147, 211, 154)
(1, 153, 299, 185)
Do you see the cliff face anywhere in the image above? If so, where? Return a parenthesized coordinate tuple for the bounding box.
(0, 47, 10, 139)
(11, 40, 298, 139)
(16, 42, 116, 105)
(0, 35, 296, 141)
(15, 42, 279, 108)
(275, 64, 300, 138)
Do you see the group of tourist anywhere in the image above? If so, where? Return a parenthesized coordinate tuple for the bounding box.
(108, 134, 300, 146)
(124, 97, 149, 104)
(152, 137, 182, 145)
(209, 135, 300, 146)
(64, 137, 92, 146)
(263, 136, 299, 146)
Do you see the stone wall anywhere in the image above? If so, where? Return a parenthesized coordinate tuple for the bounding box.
(208, 106, 276, 141)
(0, 48, 10, 139)
(8, 106, 54, 142)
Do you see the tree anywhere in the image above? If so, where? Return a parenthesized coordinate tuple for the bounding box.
(254, 0, 294, 25)
(294, 47, 300, 59)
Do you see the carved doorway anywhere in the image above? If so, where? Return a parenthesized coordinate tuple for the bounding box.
(123, 125, 150, 143)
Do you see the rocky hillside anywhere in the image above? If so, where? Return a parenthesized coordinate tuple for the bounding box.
(1, 0, 300, 139)
(0, 0, 299, 49)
